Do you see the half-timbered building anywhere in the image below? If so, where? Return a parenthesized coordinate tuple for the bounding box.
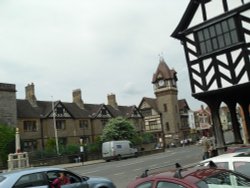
(172, 0, 250, 153)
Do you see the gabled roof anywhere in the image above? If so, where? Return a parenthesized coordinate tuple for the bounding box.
(106, 105, 143, 118)
(178, 99, 190, 111)
(16, 99, 141, 120)
(138, 97, 159, 113)
(152, 58, 177, 83)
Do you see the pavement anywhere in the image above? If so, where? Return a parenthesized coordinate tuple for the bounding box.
(51, 159, 105, 169)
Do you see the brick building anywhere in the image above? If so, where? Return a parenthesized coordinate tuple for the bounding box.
(12, 83, 144, 152)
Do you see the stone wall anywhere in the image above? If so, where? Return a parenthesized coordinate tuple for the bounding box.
(0, 83, 17, 126)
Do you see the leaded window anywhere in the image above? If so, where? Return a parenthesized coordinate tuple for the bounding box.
(197, 17, 239, 55)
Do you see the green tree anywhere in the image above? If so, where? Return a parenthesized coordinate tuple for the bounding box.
(0, 124, 15, 167)
(101, 117, 137, 142)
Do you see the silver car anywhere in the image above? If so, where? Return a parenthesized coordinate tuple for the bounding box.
(0, 167, 116, 188)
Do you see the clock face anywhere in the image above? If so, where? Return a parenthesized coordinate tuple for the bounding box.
(158, 80, 164, 86)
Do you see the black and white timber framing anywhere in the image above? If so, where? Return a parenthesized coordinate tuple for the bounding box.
(172, 0, 250, 154)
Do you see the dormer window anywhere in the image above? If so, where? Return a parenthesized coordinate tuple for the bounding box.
(56, 107, 64, 115)
(196, 17, 240, 55)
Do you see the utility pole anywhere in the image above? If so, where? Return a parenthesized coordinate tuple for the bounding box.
(51, 97, 59, 155)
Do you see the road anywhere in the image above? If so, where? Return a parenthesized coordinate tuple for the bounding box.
(70, 145, 203, 187)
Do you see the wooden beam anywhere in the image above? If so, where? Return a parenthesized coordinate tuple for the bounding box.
(222, 0, 229, 12)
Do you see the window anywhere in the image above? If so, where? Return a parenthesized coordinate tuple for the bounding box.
(116, 145, 122, 149)
(56, 120, 66, 130)
(23, 121, 37, 132)
(157, 181, 185, 188)
(101, 109, 107, 115)
(197, 17, 239, 55)
(13, 173, 46, 188)
(56, 107, 64, 115)
(163, 104, 168, 112)
(135, 181, 153, 188)
(148, 120, 159, 130)
(79, 120, 89, 129)
(166, 122, 170, 131)
(234, 162, 250, 177)
(101, 120, 108, 128)
(23, 140, 37, 151)
(141, 109, 152, 116)
(196, 171, 250, 187)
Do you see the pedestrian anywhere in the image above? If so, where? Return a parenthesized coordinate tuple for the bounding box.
(202, 138, 210, 160)
(51, 172, 70, 188)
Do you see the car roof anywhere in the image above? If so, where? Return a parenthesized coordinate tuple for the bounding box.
(131, 162, 229, 186)
(153, 166, 228, 183)
(204, 152, 250, 161)
(0, 167, 64, 177)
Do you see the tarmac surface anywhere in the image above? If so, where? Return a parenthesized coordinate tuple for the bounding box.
(52, 159, 105, 169)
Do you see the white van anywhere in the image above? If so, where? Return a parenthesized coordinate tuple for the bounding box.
(102, 140, 138, 161)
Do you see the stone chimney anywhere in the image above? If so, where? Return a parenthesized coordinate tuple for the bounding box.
(107, 93, 118, 109)
(73, 89, 84, 109)
(25, 83, 37, 107)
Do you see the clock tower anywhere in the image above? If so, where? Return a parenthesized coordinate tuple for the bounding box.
(152, 57, 181, 142)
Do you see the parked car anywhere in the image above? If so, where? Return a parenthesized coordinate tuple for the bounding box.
(127, 162, 250, 188)
(102, 140, 138, 161)
(200, 152, 250, 177)
(0, 167, 116, 188)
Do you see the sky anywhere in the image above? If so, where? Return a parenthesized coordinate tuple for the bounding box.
(0, 0, 206, 110)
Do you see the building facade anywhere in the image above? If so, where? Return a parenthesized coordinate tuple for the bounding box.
(139, 58, 190, 147)
(15, 83, 144, 152)
(0, 83, 17, 127)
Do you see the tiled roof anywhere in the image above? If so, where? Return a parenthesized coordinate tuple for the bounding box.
(178, 99, 190, 111)
(16, 99, 139, 120)
(152, 58, 177, 83)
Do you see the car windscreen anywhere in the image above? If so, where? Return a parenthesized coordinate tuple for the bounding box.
(196, 171, 250, 188)
(0, 176, 6, 182)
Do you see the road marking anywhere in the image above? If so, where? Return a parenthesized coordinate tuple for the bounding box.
(133, 168, 142, 171)
(79, 170, 99, 175)
(149, 164, 158, 168)
(116, 161, 145, 167)
(114, 172, 124, 176)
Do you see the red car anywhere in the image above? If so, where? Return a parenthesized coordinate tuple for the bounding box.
(127, 162, 250, 188)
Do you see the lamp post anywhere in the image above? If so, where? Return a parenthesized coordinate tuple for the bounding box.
(51, 97, 59, 155)
(15, 128, 21, 153)
(79, 137, 84, 165)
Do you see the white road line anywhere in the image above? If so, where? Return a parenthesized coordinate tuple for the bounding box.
(133, 168, 142, 171)
(149, 164, 158, 168)
(116, 161, 145, 167)
(114, 172, 124, 176)
(79, 170, 99, 175)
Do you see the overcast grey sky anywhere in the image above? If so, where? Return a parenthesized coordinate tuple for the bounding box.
(0, 0, 205, 110)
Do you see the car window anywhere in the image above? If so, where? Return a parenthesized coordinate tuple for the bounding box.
(0, 176, 6, 182)
(135, 181, 153, 188)
(13, 172, 47, 188)
(196, 171, 250, 188)
(157, 181, 185, 188)
(47, 170, 82, 185)
(233, 162, 250, 177)
(214, 162, 229, 169)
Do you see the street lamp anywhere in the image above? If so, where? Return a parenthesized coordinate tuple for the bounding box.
(79, 137, 84, 165)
